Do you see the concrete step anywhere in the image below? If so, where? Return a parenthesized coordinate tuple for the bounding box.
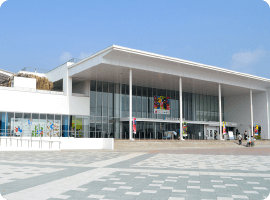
(114, 139, 270, 150)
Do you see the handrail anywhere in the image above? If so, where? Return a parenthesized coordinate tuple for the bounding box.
(21, 67, 49, 74)
(0, 137, 61, 149)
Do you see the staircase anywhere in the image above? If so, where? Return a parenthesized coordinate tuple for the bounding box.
(114, 139, 270, 150)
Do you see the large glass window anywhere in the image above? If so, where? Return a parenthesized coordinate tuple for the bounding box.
(103, 82, 108, 117)
(23, 113, 31, 137)
(55, 115, 61, 137)
(0, 112, 6, 136)
(90, 80, 96, 116)
(14, 113, 23, 137)
(39, 114, 46, 137)
(62, 115, 69, 137)
(31, 113, 39, 137)
(46, 114, 54, 137)
(97, 81, 102, 116)
(109, 83, 114, 117)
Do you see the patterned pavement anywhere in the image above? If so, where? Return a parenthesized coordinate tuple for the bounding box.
(0, 148, 270, 200)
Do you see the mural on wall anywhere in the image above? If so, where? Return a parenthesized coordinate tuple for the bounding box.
(254, 124, 259, 136)
(133, 118, 136, 134)
(223, 121, 226, 134)
(45, 120, 60, 137)
(12, 118, 60, 137)
(183, 122, 187, 137)
(154, 96, 170, 114)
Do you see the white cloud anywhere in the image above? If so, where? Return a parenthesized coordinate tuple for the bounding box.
(78, 52, 92, 59)
(231, 48, 266, 72)
(59, 52, 72, 63)
(0, 0, 7, 8)
(264, 0, 270, 6)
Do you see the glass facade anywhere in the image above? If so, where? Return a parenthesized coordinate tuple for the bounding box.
(0, 78, 225, 140)
(0, 112, 89, 138)
(89, 80, 224, 139)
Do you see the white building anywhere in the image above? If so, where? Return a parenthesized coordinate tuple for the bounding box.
(0, 45, 269, 140)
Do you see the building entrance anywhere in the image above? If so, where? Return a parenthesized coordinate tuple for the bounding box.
(120, 121, 206, 140)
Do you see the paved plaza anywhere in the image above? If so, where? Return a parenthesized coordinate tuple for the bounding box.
(0, 147, 270, 200)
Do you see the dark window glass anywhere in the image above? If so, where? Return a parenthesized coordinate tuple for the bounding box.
(103, 82, 108, 116)
(62, 115, 69, 137)
(0, 112, 6, 136)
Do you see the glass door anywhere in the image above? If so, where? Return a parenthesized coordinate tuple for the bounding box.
(75, 116, 89, 138)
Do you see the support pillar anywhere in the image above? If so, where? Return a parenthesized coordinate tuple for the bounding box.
(179, 77, 183, 140)
(129, 69, 133, 140)
(219, 84, 222, 140)
(250, 89, 253, 137)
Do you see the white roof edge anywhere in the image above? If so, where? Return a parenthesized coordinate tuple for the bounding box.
(0, 69, 14, 76)
(67, 45, 115, 69)
(111, 45, 270, 83)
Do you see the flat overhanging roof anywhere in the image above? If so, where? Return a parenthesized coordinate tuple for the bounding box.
(68, 45, 270, 83)
(64, 45, 270, 94)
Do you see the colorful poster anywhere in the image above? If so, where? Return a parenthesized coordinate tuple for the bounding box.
(45, 120, 60, 137)
(183, 122, 187, 137)
(154, 96, 170, 114)
(12, 118, 61, 137)
(133, 118, 136, 134)
(254, 124, 259, 136)
(223, 121, 226, 134)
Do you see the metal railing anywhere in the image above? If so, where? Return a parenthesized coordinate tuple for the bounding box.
(68, 58, 82, 63)
(21, 67, 49, 74)
(0, 137, 61, 149)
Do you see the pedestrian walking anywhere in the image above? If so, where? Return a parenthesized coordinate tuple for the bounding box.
(236, 129, 240, 140)
(238, 134, 242, 145)
(244, 130, 247, 140)
(247, 136, 251, 147)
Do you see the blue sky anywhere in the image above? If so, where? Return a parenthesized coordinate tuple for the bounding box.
(0, 0, 270, 78)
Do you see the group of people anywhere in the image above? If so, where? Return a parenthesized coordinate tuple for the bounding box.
(236, 129, 254, 147)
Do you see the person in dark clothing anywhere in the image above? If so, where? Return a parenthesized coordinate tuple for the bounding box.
(236, 129, 240, 139)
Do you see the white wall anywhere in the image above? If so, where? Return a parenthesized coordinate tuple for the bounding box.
(46, 63, 69, 83)
(225, 92, 269, 139)
(253, 91, 268, 139)
(69, 96, 90, 116)
(13, 77, 36, 89)
(0, 89, 89, 116)
(0, 89, 69, 114)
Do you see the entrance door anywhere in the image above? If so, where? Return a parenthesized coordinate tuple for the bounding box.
(206, 127, 219, 140)
(74, 116, 89, 138)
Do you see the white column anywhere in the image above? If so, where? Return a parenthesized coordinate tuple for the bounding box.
(250, 89, 253, 137)
(179, 77, 183, 140)
(63, 63, 73, 96)
(219, 84, 222, 140)
(129, 69, 133, 140)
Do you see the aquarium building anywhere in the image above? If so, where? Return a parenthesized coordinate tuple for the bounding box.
(0, 45, 270, 140)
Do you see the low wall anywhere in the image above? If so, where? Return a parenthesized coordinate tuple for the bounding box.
(60, 138, 114, 150)
(0, 137, 114, 151)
